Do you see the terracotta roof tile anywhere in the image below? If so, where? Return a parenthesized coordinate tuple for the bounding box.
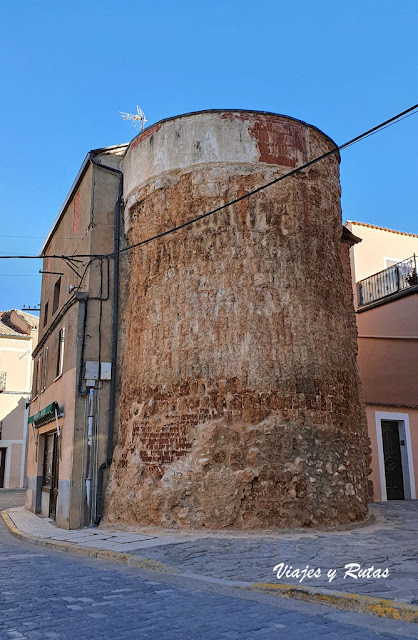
(12, 309, 39, 328)
(345, 221, 418, 238)
(0, 310, 37, 337)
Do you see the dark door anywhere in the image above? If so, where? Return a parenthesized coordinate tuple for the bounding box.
(49, 434, 59, 519)
(0, 448, 6, 488)
(381, 420, 405, 500)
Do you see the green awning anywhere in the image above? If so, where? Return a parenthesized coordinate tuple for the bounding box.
(28, 402, 59, 427)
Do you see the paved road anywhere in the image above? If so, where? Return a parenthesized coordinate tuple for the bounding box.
(131, 502, 418, 604)
(0, 491, 417, 640)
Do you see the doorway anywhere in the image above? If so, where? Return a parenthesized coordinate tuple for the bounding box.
(42, 433, 59, 519)
(50, 434, 59, 519)
(381, 420, 404, 500)
(0, 448, 6, 488)
(375, 411, 416, 501)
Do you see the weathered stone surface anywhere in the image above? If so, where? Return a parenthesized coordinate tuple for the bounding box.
(105, 110, 370, 529)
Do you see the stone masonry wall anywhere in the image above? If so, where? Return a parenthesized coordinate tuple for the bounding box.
(105, 111, 370, 529)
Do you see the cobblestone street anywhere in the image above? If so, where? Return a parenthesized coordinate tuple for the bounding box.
(129, 502, 418, 603)
(1, 491, 417, 639)
(5, 496, 418, 605)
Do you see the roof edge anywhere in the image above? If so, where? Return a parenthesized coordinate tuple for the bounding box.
(342, 226, 362, 245)
(40, 144, 128, 256)
(0, 311, 32, 337)
(12, 309, 39, 328)
(345, 220, 418, 239)
(128, 108, 340, 159)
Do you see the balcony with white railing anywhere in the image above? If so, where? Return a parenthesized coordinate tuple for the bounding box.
(357, 254, 418, 308)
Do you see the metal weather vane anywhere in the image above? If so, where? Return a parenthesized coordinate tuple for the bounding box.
(120, 105, 147, 131)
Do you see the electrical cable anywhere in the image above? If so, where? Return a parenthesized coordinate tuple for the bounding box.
(70, 224, 93, 259)
(0, 102, 416, 263)
(115, 103, 418, 258)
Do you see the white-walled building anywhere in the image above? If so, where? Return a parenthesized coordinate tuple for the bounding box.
(0, 310, 38, 488)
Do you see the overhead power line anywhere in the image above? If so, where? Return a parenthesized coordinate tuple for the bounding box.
(115, 102, 418, 257)
(0, 102, 417, 262)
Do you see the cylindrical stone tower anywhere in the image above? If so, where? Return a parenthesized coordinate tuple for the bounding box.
(106, 109, 370, 529)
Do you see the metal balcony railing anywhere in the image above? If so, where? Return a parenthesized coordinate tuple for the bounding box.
(0, 371, 6, 392)
(357, 254, 418, 307)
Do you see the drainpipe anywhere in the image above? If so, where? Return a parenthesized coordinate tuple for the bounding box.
(88, 152, 123, 526)
(21, 397, 30, 489)
(21, 335, 33, 488)
(78, 296, 89, 396)
(85, 387, 94, 523)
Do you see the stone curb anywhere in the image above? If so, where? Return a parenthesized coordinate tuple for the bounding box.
(3, 509, 417, 623)
(1, 510, 173, 571)
(250, 582, 418, 624)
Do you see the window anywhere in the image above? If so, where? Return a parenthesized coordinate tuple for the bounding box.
(36, 355, 43, 396)
(42, 348, 48, 391)
(33, 358, 39, 397)
(52, 278, 61, 315)
(384, 257, 401, 269)
(43, 302, 48, 328)
(56, 328, 65, 378)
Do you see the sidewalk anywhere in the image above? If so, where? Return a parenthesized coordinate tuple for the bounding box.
(3, 501, 418, 622)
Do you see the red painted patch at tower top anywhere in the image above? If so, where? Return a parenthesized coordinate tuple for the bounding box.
(249, 118, 308, 167)
(221, 112, 308, 167)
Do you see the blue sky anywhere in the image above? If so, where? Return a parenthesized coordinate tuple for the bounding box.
(0, 0, 417, 311)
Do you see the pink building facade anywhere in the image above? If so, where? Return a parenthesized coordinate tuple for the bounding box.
(345, 221, 418, 502)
